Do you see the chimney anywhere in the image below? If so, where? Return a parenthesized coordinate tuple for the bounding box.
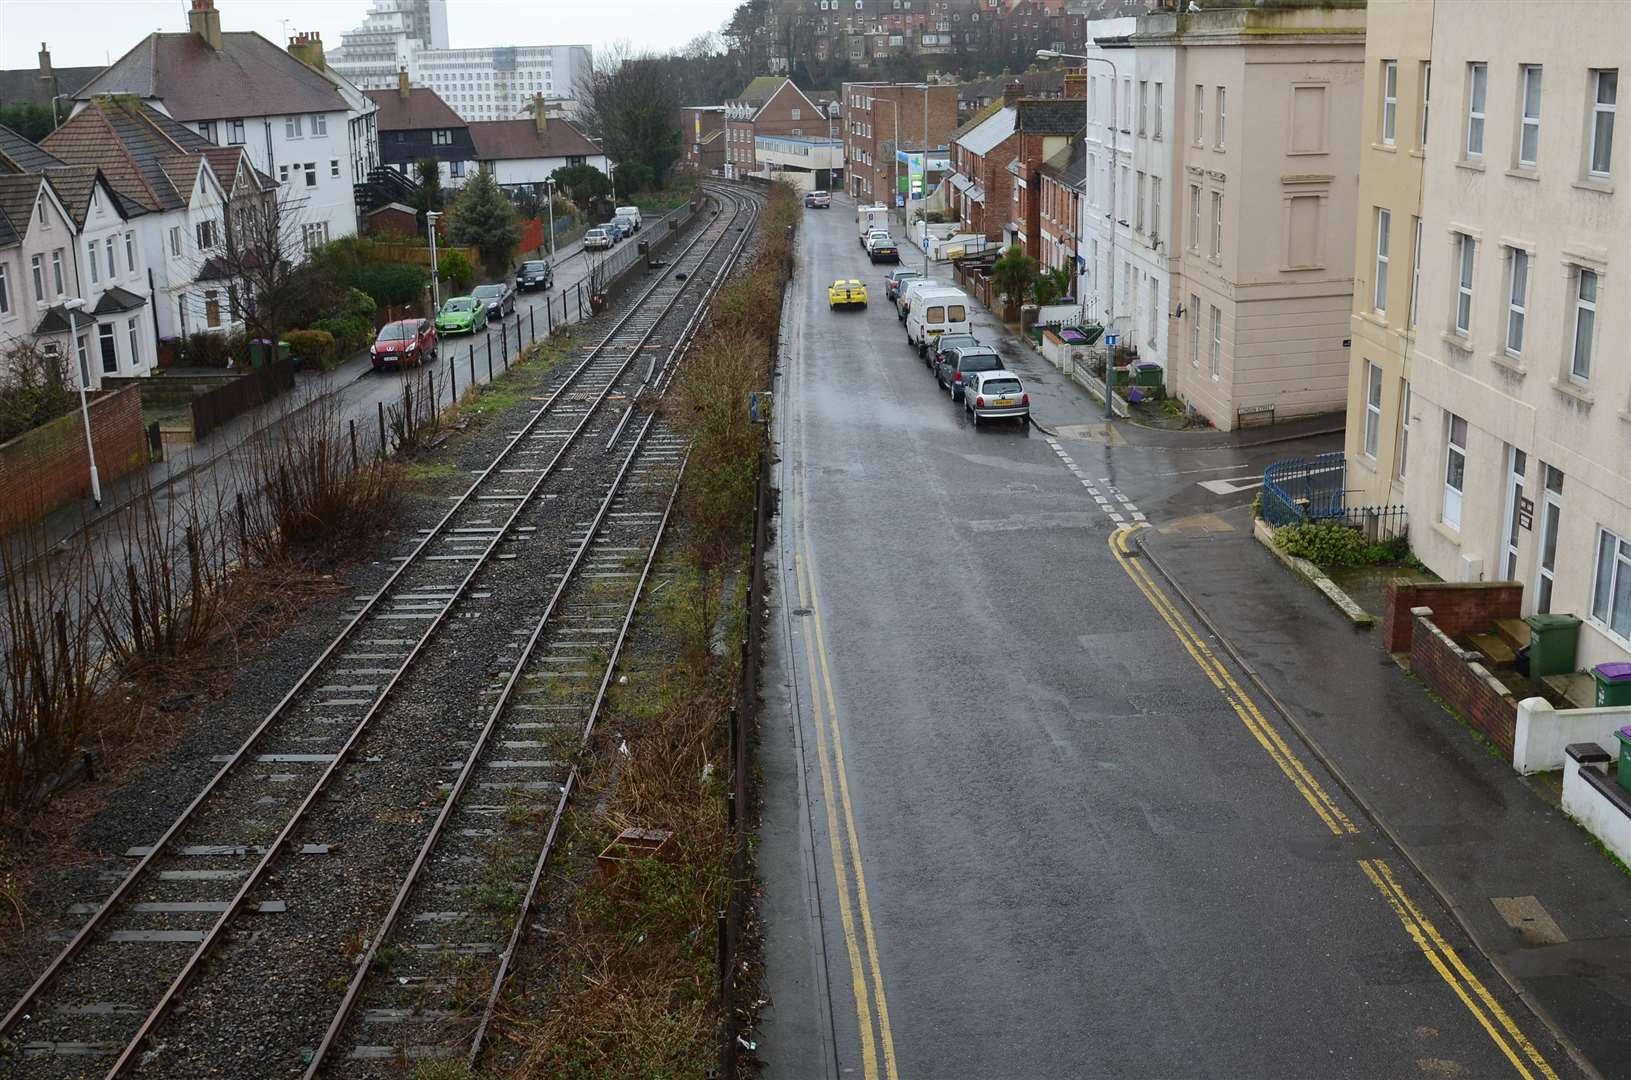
(37, 43, 52, 81)
(1004, 79, 1025, 104)
(397, 66, 411, 102)
(189, 0, 223, 51)
(534, 93, 547, 135)
(288, 31, 326, 73)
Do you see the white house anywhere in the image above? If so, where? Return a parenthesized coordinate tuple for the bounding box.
(72, 0, 365, 249)
(458, 109, 610, 190)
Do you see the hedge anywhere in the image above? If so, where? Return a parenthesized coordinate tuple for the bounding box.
(284, 329, 338, 371)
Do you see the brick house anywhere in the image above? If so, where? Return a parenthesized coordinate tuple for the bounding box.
(949, 97, 1080, 248)
(679, 106, 726, 176)
(839, 82, 958, 206)
(722, 77, 823, 179)
(1036, 141, 1084, 279)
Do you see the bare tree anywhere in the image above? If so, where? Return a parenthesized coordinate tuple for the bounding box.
(193, 183, 332, 345)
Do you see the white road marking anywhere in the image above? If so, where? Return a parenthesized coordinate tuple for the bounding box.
(1046, 438, 1148, 525)
(1197, 476, 1265, 495)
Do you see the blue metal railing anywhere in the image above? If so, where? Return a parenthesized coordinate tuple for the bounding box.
(1262, 454, 1409, 542)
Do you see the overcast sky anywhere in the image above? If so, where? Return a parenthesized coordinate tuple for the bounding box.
(0, 0, 741, 70)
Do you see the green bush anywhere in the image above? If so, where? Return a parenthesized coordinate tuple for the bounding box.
(284, 329, 337, 370)
(343, 287, 377, 321)
(1273, 521, 1366, 566)
(437, 249, 474, 292)
(350, 263, 428, 308)
(183, 330, 245, 368)
(310, 315, 370, 355)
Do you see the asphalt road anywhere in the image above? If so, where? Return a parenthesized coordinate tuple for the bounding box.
(756, 197, 1585, 1079)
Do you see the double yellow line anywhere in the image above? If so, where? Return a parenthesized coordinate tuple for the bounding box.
(794, 545, 899, 1080)
(1109, 526, 1561, 1079)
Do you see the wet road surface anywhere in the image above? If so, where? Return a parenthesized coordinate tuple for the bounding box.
(755, 197, 1585, 1080)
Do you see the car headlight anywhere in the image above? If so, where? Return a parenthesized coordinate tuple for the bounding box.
(406, 342, 418, 351)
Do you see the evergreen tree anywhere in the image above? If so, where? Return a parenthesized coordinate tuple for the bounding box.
(447, 167, 521, 275)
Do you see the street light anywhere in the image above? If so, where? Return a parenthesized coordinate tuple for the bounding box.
(62, 298, 102, 508)
(1039, 46, 1116, 422)
(425, 210, 441, 310)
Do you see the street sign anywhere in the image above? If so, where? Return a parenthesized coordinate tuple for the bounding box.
(1105, 333, 1119, 346)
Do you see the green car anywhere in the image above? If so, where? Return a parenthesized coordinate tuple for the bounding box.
(435, 296, 488, 335)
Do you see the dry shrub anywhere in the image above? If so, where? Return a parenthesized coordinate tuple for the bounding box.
(386, 362, 450, 456)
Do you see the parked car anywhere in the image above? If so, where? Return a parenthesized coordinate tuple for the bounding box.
(471, 282, 515, 318)
(906, 287, 971, 355)
(805, 189, 832, 208)
(868, 236, 900, 264)
(371, 318, 437, 369)
(614, 213, 639, 237)
(929, 332, 980, 371)
(934, 344, 1003, 400)
(862, 228, 892, 251)
(435, 296, 488, 336)
(828, 278, 868, 309)
(964, 370, 1030, 426)
(885, 268, 921, 300)
(515, 259, 553, 292)
(614, 205, 642, 230)
(584, 227, 613, 250)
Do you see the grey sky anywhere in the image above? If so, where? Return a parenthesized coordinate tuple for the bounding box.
(0, 0, 741, 70)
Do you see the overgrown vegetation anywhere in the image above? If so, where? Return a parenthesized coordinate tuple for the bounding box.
(1274, 521, 1422, 569)
(0, 341, 79, 444)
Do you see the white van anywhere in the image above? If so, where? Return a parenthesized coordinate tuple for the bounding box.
(905, 287, 971, 355)
(897, 277, 946, 322)
(856, 204, 889, 242)
(614, 206, 641, 231)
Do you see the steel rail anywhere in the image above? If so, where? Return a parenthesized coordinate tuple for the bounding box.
(101, 192, 752, 1078)
(0, 193, 731, 1060)
(307, 186, 761, 1075)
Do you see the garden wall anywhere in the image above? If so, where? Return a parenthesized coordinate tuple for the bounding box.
(1409, 606, 1518, 756)
(0, 385, 147, 534)
(1384, 580, 1523, 652)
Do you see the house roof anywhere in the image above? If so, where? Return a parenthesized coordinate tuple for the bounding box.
(0, 64, 104, 107)
(1014, 99, 1084, 133)
(41, 166, 109, 225)
(955, 106, 1016, 157)
(366, 87, 465, 132)
(75, 32, 347, 122)
(0, 174, 45, 239)
(1040, 140, 1087, 189)
(733, 77, 786, 108)
(34, 304, 99, 336)
(467, 119, 599, 163)
(0, 123, 67, 173)
(92, 285, 148, 315)
(42, 97, 244, 213)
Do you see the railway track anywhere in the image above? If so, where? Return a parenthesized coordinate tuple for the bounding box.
(4, 183, 763, 1078)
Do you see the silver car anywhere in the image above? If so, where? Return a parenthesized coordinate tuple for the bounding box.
(964, 370, 1030, 426)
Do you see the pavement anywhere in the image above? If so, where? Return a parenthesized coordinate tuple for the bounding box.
(755, 191, 1625, 1079)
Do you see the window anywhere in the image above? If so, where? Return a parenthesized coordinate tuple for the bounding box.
(1122, 77, 1132, 130)
(1153, 83, 1163, 138)
(1420, 62, 1432, 146)
(1593, 528, 1631, 641)
(1147, 277, 1159, 347)
(1518, 65, 1542, 167)
(198, 120, 216, 143)
(1150, 178, 1160, 241)
(1215, 86, 1226, 147)
(1396, 380, 1411, 478)
(1466, 62, 1487, 159)
(285, 115, 304, 139)
(1381, 61, 1398, 145)
(1373, 208, 1390, 314)
(205, 289, 222, 329)
(331, 159, 341, 178)
(228, 118, 245, 144)
(1136, 172, 1145, 231)
(1590, 69, 1617, 177)
(1410, 217, 1422, 327)
(791, 108, 801, 120)
(1504, 247, 1528, 356)
(433, 129, 452, 146)
(312, 114, 327, 136)
(104, 237, 115, 280)
(1189, 185, 1200, 251)
(1138, 81, 1148, 134)
(1189, 292, 1200, 366)
(169, 226, 182, 257)
(450, 160, 465, 178)
(87, 243, 100, 285)
(1442, 414, 1468, 529)
(75, 335, 88, 385)
(1119, 165, 1129, 221)
(1211, 191, 1223, 259)
(302, 222, 330, 252)
(51, 249, 64, 295)
(304, 162, 318, 187)
(1454, 232, 1475, 336)
(1363, 361, 1383, 457)
(125, 231, 136, 274)
(1194, 84, 1204, 144)
(127, 317, 140, 366)
(0, 264, 10, 315)
(1570, 267, 1597, 382)
(279, 164, 290, 184)
(1209, 305, 1222, 375)
(98, 323, 117, 374)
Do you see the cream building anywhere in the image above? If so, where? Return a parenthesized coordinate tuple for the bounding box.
(1127, 2, 1367, 431)
(1370, 0, 1629, 667)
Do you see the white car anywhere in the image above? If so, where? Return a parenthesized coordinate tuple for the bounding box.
(584, 227, 612, 250)
(862, 227, 892, 251)
(964, 369, 1030, 426)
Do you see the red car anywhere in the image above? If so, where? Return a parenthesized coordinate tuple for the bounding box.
(370, 318, 437, 370)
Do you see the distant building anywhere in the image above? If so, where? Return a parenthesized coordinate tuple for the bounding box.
(463, 108, 610, 191)
(366, 74, 475, 186)
(948, 96, 1080, 249)
(723, 78, 826, 180)
(841, 82, 959, 206)
(0, 43, 102, 114)
(679, 107, 727, 176)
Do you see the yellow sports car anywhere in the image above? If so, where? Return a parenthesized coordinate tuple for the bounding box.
(828, 278, 868, 309)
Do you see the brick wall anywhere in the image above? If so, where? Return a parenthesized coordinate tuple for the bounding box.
(0, 384, 148, 534)
(1383, 580, 1524, 652)
(1409, 607, 1518, 757)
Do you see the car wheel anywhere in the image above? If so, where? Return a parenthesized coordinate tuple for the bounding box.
(970, 408, 979, 427)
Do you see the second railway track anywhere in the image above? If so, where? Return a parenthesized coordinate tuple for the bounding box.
(5, 182, 764, 1078)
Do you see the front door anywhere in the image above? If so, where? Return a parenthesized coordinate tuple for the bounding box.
(1534, 464, 1564, 613)
(1501, 447, 1527, 581)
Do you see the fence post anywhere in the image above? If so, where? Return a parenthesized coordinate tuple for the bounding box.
(469, 343, 476, 389)
(529, 306, 535, 342)
(576, 283, 583, 321)
(501, 319, 508, 365)
(449, 355, 457, 402)
(348, 419, 358, 471)
(236, 491, 247, 554)
(377, 400, 386, 456)
(546, 296, 553, 335)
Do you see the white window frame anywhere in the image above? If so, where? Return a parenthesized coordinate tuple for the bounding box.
(1189, 292, 1200, 366)
(1135, 172, 1145, 232)
(1363, 361, 1382, 458)
(1215, 86, 1227, 148)
(1396, 379, 1411, 479)
(1589, 69, 1617, 178)
(97, 322, 118, 374)
(1592, 528, 1631, 643)
(1409, 216, 1422, 328)
(0, 263, 9, 315)
(87, 242, 100, 285)
(1209, 304, 1221, 376)
(1420, 62, 1431, 147)
(227, 118, 245, 145)
(1194, 84, 1204, 145)
(1138, 81, 1148, 134)
(1373, 208, 1390, 314)
(285, 114, 303, 139)
(1150, 177, 1160, 242)
(1466, 62, 1487, 159)
(104, 237, 115, 280)
(1442, 413, 1468, 530)
(127, 317, 140, 367)
(1569, 266, 1597, 383)
(1153, 82, 1163, 139)
(1148, 276, 1159, 347)
(1535, 466, 1564, 613)
(1454, 232, 1474, 336)
(304, 162, 318, 188)
(1518, 64, 1541, 168)
(1211, 191, 1223, 259)
(51, 250, 64, 295)
(169, 226, 181, 257)
(1189, 185, 1200, 251)
(125, 231, 136, 274)
(1381, 60, 1398, 145)
(1504, 247, 1529, 356)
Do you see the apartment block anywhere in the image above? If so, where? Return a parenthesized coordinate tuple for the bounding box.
(841, 83, 959, 206)
(1373, 0, 1629, 667)
(723, 78, 826, 179)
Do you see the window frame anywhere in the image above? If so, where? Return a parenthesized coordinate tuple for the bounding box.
(1419, 61, 1431, 147)
(97, 322, 118, 374)
(1363, 361, 1382, 458)
(1193, 84, 1204, 146)
(285, 114, 303, 139)
(1466, 62, 1488, 159)
(1409, 216, 1423, 328)
(1396, 379, 1411, 479)
(1504, 246, 1528, 357)
(1589, 68, 1617, 178)
(1209, 304, 1221, 376)
(1517, 64, 1542, 168)
(1454, 232, 1475, 337)
(1211, 191, 1223, 259)
(1592, 527, 1631, 643)
(1373, 207, 1390, 314)
(1189, 185, 1200, 251)
(125, 231, 136, 274)
(1569, 266, 1597, 383)
(1153, 82, 1163, 139)
(0, 264, 9, 316)
(127, 316, 140, 366)
(1381, 60, 1398, 145)
(1442, 413, 1468, 530)
(1215, 85, 1227, 148)
(1189, 292, 1200, 367)
(87, 242, 100, 285)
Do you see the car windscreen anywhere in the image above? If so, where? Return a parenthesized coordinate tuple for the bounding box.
(981, 378, 1022, 396)
(521, 262, 547, 272)
(937, 335, 976, 351)
(444, 300, 472, 311)
(379, 323, 413, 339)
(472, 286, 501, 297)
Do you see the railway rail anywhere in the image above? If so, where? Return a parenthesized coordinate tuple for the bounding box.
(4, 182, 764, 1078)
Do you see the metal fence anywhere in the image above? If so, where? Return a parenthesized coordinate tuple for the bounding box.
(1261, 453, 1408, 541)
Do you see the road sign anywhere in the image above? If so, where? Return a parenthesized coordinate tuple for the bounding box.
(1105, 333, 1119, 346)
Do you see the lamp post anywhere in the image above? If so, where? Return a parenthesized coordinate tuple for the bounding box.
(425, 210, 441, 311)
(1039, 47, 1116, 421)
(62, 298, 102, 508)
(544, 177, 557, 259)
